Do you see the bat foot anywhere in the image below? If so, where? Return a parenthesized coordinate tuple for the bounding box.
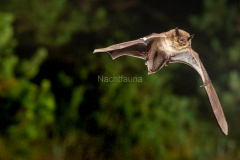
(148, 69, 154, 75)
(165, 56, 171, 66)
(165, 60, 170, 66)
(145, 58, 149, 65)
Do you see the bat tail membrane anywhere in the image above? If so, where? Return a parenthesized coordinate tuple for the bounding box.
(147, 49, 167, 74)
(204, 82, 228, 135)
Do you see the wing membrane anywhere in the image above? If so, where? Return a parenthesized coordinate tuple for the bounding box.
(93, 33, 167, 60)
(170, 49, 228, 135)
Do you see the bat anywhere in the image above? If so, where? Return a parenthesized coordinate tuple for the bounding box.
(93, 27, 228, 135)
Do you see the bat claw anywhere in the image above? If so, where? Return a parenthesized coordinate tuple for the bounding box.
(145, 58, 149, 65)
(148, 70, 154, 75)
(165, 61, 169, 66)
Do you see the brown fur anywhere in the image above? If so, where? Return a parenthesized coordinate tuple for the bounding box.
(167, 29, 191, 47)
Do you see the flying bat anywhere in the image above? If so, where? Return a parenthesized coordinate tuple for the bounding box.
(93, 27, 228, 135)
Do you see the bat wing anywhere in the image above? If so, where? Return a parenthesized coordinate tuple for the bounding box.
(170, 49, 228, 135)
(93, 33, 167, 60)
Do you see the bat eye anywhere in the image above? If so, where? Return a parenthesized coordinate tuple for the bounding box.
(179, 38, 187, 44)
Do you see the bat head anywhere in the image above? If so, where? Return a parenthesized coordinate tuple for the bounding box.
(168, 27, 194, 48)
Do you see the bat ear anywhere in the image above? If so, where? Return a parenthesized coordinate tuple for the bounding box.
(187, 34, 194, 42)
(174, 27, 179, 37)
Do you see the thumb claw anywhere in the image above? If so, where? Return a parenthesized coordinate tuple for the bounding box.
(200, 81, 211, 87)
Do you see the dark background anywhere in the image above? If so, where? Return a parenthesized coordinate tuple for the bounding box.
(0, 0, 239, 159)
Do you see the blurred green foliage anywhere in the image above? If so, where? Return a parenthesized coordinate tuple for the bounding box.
(0, 0, 239, 160)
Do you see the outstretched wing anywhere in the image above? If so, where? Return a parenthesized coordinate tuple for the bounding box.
(93, 33, 167, 60)
(170, 49, 228, 135)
